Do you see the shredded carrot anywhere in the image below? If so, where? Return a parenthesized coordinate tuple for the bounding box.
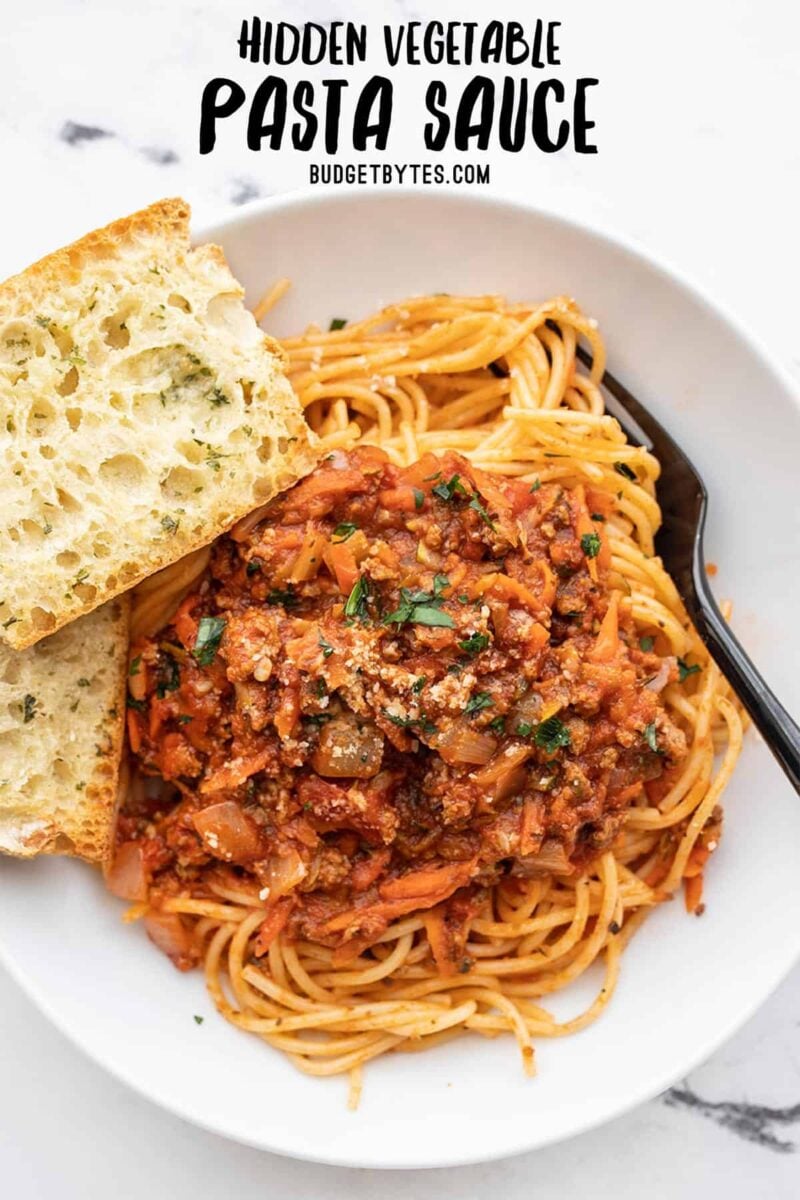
(126, 710, 142, 754)
(684, 872, 704, 913)
(589, 592, 620, 662)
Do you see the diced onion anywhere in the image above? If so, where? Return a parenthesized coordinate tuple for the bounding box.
(106, 842, 148, 901)
(193, 801, 263, 862)
(435, 723, 497, 766)
(144, 911, 193, 963)
(262, 848, 307, 898)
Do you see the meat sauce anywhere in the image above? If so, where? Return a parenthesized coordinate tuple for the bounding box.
(116, 447, 687, 967)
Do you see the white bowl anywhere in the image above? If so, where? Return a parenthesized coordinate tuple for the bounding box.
(2, 189, 799, 1169)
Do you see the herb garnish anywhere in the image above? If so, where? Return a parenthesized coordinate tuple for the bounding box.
(413, 488, 424, 510)
(384, 573, 454, 628)
(128, 655, 142, 677)
(639, 636, 655, 652)
(384, 709, 437, 735)
(488, 716, 506, 734)
(192, 616, 226, 667)
(468, 494, 497, 531)
(432, 474, 468, 502)
(344, 576, 370, 621)
(193, 1015, 204, 1025)
(161, 514, 179, 535)
(614, 461, 637, 482)
(464, 691, 493, 716)
(458, 632, 490, 656)
(643, 722, 660, 753)
(529, 479, 541, 493)
(411, 675, 427, 694)
(126, 695, 147, 713)
(329, 317, 347, 331)
(677, 657, 701, 682)
(534, 716, 571, 753)
(246, 559, 262, 576)
(581, 531, 601, 559)
(332, 522, 358, 542)
(318, 634, 334, 658)
(266, 587, 298, 607)
(22, 694, 38, 723)
(156, 653, 181, 698)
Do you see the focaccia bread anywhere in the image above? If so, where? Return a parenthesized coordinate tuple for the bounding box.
(0, 599, 129, 861)
(0, 197, 318, 650)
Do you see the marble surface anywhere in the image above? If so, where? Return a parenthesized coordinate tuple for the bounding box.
(1, 0, 799, 1193)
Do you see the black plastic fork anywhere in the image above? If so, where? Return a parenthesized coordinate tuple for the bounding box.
(574, 344, 800, 792)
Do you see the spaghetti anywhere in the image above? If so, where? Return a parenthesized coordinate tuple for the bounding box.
(115, 290, 743, 1106)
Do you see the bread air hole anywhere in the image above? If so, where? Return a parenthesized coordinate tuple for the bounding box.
(65, 407, 82, 431)
(167, 293, 191, 313)
(27, 399, 57, 434)
(52, 758, 74, 785)
(30, 607, 56, 634)
(74, 582, 97, 604)
(56, 550, 81, 568)
(99, 453, 148, 489)
(102, 314, 131, 349)
(0, 658, 21, 685)
(258, 437, 276, 463)
(161, 464, 205, 500)
(57, 365, 79, 397)
(56, 488, 82, 514)
(39, 444, 57, 460)
(52, 328, 74, 358)
(92, 535, 112, 559)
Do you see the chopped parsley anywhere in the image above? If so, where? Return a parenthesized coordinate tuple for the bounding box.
(332, 522, 358, 543)
(581, 531, 601, 559)
(384, 574, 454, 629)
(458, 632, 490, 656)
(192, 616, 226, 667)
(329, 317, 347, 331)
(432, 473, 468, 502)
(156, 653, 181, 698)
(639, 636, 655, 652)
(209, 387, 229, 407)
(344, 575, 370, 621)
(677, 657, 701, 682)
(384, 709, 437, 735)
(128, 655, 141, 677)
(516, 721, 534, 738)
(529, 479, 541, 493)
(246, 558, 262, 576)
(126, 695, 147, 713)
(534, 716, 571, 753)
(411, 675, 427, 694)
(643, 722, 660, 753)
(464, 691, 493, 716)
(193, 1015, 204, 1025)
(468, 494, 497, 531)
(22, 693, 38, 723)
(488, 715, 506, 734)
(161, 514, 179, 535)
(266, 587, 298, 608)
(413, 487, 424, 511)
(614, 461, 637, 482)
(318, 634, 334, 658)
(590, 512, 605, 522)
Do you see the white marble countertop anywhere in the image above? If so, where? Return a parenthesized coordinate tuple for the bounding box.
(1, 0, 799, 1193)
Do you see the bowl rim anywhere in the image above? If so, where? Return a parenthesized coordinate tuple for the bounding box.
(2, 186, 799, 1170)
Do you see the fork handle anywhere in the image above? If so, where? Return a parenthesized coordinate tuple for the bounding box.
(694, 569, 800, 792)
